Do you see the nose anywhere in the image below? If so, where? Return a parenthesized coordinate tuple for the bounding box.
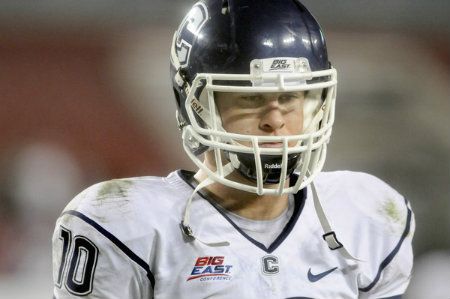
(259, 100, 285, 133)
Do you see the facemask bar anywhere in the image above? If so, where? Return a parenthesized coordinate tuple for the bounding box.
(181, 68, 336, 195)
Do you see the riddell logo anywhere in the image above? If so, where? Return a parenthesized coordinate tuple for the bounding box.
(187, 256, 233, 281)
(265, 163, 282, 169)
(269, 59, 291, 71)
(190, 98, 204, 115)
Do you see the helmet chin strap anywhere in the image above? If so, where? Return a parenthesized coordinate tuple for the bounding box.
(310, 181, 363, 262)
(180, 163, 235, 247)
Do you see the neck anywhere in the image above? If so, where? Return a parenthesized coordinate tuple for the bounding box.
(194, 169, 290, 221)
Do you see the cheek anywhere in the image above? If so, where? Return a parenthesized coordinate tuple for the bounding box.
(220, 110, 257, 135)
(222, 117, 254, 135)
(285, 109, 304, 134)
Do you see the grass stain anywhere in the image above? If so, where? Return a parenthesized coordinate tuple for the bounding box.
(382, 199, 402, 223)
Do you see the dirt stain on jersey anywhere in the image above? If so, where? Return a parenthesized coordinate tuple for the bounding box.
(96, 179, 134, 199)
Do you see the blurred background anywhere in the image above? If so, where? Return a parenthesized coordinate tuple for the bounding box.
(0, 1, 448, 298)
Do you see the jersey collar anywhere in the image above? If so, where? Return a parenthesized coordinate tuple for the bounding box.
(177, 169, 307, 253)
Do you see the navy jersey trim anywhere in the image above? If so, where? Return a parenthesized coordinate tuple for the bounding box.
(178, 170, 307, 254)
(61, 210, 156, 289)
(359, 199, 412, 292)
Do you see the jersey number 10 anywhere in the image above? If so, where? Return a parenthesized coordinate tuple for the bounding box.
(55, 226, 99, 296)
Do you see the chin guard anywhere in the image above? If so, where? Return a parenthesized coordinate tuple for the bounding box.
(228, 151, 301, 184)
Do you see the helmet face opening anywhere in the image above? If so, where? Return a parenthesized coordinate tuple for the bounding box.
(171, 0, 335, 195)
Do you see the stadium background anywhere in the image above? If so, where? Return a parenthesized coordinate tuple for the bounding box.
(0, 1, 448, 297)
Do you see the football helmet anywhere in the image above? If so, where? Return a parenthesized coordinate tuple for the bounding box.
(170, 0, 336, 195)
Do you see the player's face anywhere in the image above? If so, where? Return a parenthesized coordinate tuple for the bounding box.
(215, 91, 305, 147)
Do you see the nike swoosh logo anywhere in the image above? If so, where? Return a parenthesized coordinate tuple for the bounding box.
(307, 267, 338, 282)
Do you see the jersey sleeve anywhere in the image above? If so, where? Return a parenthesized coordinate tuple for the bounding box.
(52, 182, 155, 299)
(358, 205, 414, 298)
(354, 174, 415, 299)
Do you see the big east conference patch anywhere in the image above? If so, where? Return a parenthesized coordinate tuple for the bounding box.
(187, 256, 233, 281)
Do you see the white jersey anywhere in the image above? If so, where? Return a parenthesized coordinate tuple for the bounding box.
(52, 170, 414, 299)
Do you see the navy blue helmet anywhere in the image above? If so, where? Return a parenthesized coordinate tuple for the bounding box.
(170, 0, 336, 195)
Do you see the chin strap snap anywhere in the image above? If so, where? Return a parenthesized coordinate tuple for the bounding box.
(310, 181, 363, 262)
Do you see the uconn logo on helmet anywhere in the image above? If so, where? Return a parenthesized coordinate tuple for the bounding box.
(175, 3, 209, 67)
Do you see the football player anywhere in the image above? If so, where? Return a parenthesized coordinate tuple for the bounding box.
(52, 0, 414, 298)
